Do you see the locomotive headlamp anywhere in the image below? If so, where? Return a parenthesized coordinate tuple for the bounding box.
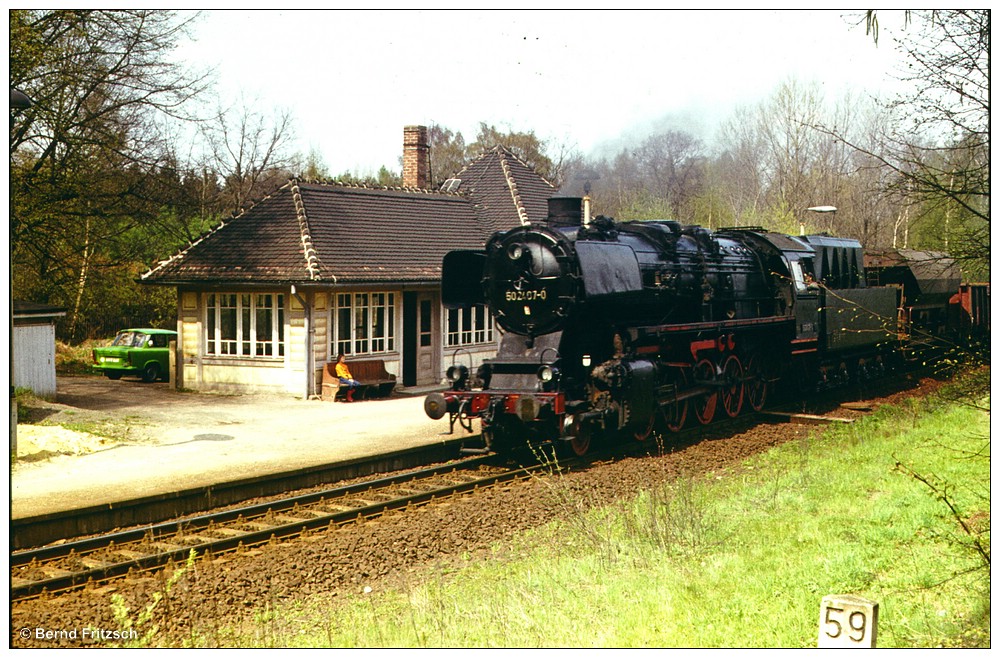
(507, 243, 525, 260)
(446, 364, 469, 385)
(581, 354, 592, 367)
(537, 364, 559, 383)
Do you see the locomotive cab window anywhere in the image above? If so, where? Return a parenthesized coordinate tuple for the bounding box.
(790, 260, 817, 294)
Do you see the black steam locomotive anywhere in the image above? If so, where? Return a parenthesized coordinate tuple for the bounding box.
(425, 196, 977, 455)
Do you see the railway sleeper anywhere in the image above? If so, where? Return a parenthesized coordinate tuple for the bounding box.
(282, 509, 332, 520)
(393, 487, 431, 496)
(148, 541, 190, 553)
(11, 576, 34, 589)
(39, 565, 75, 578)
(79, 557, 117, 570)
(316, 504, 360, 513)
(343, 498, 379, 507)
(203, 526, 249, 538)
(271, 514, 314, 525)
(113, 549, 149, 560)
(244, 521, 281, 532)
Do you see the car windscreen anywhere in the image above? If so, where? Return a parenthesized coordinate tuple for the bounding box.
(112, 332, 136, 347)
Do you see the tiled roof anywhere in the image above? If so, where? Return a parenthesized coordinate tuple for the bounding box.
(142, 145, 556, 287)
(142, 181, 320, 285)
(451, 146, 557, 236)
(299, 183, 485, 283)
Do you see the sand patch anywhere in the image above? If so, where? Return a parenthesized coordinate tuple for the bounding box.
(14, 424, 112, 462)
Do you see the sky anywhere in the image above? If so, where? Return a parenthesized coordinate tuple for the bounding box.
(174, 8, 912, 176)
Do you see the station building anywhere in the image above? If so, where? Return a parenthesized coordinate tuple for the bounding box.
(141, 126, 557, 397)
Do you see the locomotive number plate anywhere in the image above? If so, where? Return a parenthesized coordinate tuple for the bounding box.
(505, 289, 548, 302)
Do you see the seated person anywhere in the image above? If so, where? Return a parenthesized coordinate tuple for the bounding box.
(335, 353, 361, 402)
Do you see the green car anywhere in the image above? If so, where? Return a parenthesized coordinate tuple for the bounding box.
(92, 328, 177, 382)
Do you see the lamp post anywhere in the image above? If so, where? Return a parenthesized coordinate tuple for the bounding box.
(10, 88, 32, 109)
(804, 205, 837, 236)
(10, 87, 32, 458)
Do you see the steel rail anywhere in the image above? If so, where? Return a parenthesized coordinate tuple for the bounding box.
(12, 437, 473, 550)
(11, 455, 557, 601)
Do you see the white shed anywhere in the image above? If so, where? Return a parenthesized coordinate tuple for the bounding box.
(12, 301, 67, 399)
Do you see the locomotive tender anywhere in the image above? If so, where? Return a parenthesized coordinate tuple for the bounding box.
(424, 196, 957, 455)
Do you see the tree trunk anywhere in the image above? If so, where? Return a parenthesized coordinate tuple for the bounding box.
(69, 217, 91, 341)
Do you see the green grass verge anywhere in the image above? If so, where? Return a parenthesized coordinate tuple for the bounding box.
(56, 340, 105, 376)
(158, 375, 993, 648)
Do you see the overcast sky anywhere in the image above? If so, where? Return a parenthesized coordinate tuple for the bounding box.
(175, 8, 912, 175)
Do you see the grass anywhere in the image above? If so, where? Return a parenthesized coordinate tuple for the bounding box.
(56, 339, 105, 375)
(134, 372, 991, 648)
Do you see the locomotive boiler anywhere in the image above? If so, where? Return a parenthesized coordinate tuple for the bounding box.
(426, 196, 901, 455)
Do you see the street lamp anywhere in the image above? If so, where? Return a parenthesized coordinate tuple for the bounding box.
(10, 87, 31, 458)
(804, 205, 837, 236)
(10, 88, 32, 109)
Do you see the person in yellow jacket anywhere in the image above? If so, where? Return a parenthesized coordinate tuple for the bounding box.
(335, 353, 361, 402)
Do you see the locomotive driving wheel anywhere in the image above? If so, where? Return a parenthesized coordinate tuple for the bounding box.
(692, 358, 718, 425)
(569, 424, 592, 456)
(744, 353, 768, 412)
(633, 408, 656, 442)
(720, 354, 745, 418)
(661, 366, 689, 432)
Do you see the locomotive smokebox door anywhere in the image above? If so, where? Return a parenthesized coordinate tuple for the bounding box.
(442, 250, 487, 307)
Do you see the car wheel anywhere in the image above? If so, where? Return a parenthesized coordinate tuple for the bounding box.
(105, 371, 122, 381)
(142, 363, 160, 383)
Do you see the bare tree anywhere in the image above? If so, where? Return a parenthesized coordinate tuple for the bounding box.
(632, 130, 705, 222)
(427, 123, 467, 185)
(200, 96, 295, 214)
(820, 10, 989, 275)
(715, 104, 768, 224)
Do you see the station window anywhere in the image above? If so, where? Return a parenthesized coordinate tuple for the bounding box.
(446, 305, 495, 347)
(333, 292, 395, 356)
(205, 293, 285, 357)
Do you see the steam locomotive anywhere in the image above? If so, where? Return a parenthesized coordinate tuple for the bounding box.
(424, 196, 981, 456)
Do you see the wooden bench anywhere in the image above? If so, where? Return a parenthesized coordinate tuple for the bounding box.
(321, 359, 397, 401)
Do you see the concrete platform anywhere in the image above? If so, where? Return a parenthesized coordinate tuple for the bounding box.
(9, 377, 470, 521)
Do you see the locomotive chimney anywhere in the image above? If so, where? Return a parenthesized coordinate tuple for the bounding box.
(546, 196, 583, 228)
(403, 125, 430, 188)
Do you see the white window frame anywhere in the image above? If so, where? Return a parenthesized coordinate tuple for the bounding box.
(332, 291, 396, 357)
(446, 305, 495, 347)
(205, 292, 285, 358)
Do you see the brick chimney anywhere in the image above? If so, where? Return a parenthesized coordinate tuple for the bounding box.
(402, 125, 429, 188)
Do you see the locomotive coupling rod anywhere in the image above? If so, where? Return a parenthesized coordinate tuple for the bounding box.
(657, 385, 713, 405)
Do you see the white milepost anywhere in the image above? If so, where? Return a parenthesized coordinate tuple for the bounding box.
(818, 594, 879, 648)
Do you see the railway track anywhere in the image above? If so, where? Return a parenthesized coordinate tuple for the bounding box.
(12, 437, 471, 550)
(11, 371, 898, 603)
(10, 454, 571, 601)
